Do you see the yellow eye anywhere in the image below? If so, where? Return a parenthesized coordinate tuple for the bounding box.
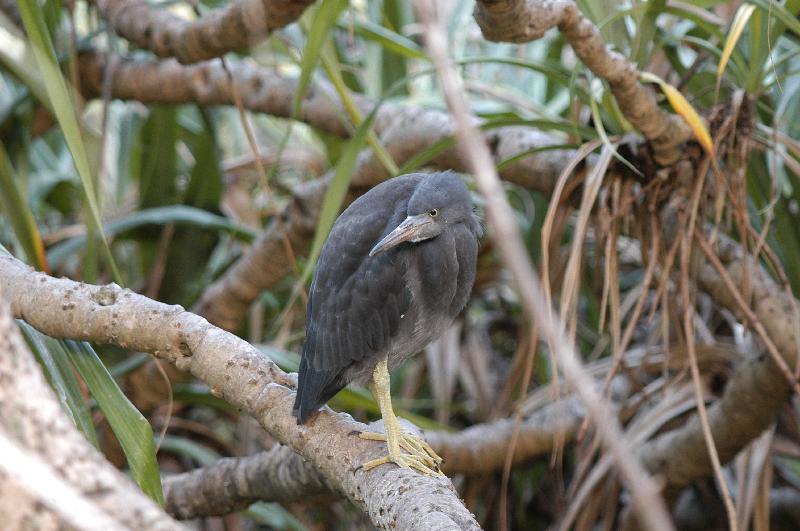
(428, 209, 439, 217)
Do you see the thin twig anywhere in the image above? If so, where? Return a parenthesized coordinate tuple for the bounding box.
(680, 159, 738, 531)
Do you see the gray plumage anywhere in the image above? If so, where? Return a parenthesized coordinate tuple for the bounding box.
(293, 172, 481, 423)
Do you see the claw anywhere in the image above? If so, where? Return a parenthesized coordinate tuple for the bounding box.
(359, 430, 444, 475)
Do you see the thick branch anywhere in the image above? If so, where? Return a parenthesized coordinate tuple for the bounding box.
(0, 428, 127, 531)
(0, 253, 480, 531)
(91, 0, 315, 64)
(0, 286, 183, 530)
(163, 398, 581, 518)
(164, 444, 331, 518)
(473, 0, 692, 164)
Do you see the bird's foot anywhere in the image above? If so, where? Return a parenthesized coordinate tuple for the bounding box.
(359, 431, 444, 476)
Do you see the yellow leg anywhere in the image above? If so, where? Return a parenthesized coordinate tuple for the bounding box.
(358, 358, 444, 476)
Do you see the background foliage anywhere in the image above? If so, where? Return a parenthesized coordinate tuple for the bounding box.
(2, 0, 800, 529)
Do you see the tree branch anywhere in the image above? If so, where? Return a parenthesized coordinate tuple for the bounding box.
(0, 253, 480, 531)
(90, 0, 315, 64)
(163, 444, 332, 518)
(162, 397, 581, 518)
(0, 428, 129, 531)
(473, 0, 692, 164)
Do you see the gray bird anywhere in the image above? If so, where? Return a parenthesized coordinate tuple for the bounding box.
(293, 171, 481, 474)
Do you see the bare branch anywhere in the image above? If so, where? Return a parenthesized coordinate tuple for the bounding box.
(473, 0, 692, 164)
(0, 253, 481, 531)
(164, 444, 331, 518)
(90, 0, 315, 64)
(162, 396, 582, 518)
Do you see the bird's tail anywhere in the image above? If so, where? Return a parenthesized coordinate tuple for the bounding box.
(293, 358, 343, 424)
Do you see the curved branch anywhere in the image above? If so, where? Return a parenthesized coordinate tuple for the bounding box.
(91, 0, 315, 64)
(473, 0, 692, 164)
(0, 253, 480, 531)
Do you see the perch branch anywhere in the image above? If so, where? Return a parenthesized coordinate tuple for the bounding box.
(0, 253, 480, 531)
(162, 397, 582, 518)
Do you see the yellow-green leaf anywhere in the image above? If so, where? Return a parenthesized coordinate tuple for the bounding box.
(717, 4, 756, 95)
(641, 72, 714, 156)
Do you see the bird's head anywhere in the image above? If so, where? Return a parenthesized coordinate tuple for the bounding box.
(370, 172, 481, 256)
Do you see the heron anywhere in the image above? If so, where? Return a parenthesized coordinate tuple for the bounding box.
(292, 171, 481, 475)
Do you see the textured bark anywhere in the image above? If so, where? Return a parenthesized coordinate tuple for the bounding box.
(0, 287, 183, 530)
(77, 52, 574, 193)
(426, 398, 580, 474)
(0, 428, 126, 531)
(162, 398, 581, 518)
(164, 444, 332, 518)
(473, 0, 692, 164)
(0, 254, 480, 531)
(91, 0, 315, 64)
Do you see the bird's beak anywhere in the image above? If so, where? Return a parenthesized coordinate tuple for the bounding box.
(369, 214, 433, 256)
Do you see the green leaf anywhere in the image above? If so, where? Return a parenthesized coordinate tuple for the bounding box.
(293, 0, 349, 116)
(747, 0, 800, 41)
(47, 205, 257, 268)
(0, 143, 48, 270)
(344, 19, 426, 60)
(184, 109, 223, 209)
(64, 341, 164, 505)
(378, 0, 411, 94)
(158, 435, 219, 465)
(17, 0, 121, 283)
(18, 322, 99, 449)
(137, 106, 179, 209)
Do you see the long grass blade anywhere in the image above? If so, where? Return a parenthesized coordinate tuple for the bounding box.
(17, 0, 121, 282)
(18, 322, 99, 449)
(47, 205, 257, 267)
(640, 71, 714, 156)
(717, 4, 756, 97)
(0, 143, 48, 271)
(64, 341, 164, 505)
